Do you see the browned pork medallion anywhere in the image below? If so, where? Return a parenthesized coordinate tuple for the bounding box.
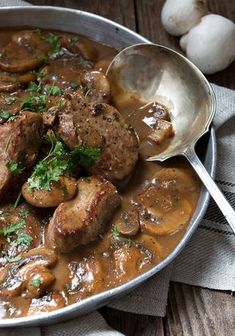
(0, 28, 200, 318)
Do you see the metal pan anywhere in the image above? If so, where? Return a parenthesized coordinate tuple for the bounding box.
(0, 6, 216, 327)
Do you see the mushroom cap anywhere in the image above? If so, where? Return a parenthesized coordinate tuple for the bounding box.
(161, 0, 208, 36)
(183, 14, 235, 74)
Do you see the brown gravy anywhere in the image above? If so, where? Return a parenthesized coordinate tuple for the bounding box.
(0, 28, 200, 318)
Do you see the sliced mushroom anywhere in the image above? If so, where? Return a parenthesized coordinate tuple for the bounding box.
(110, 241, 153, 284)
(115, 210, 140, 236)
(0, 30, 50, 73)
(11, 30, 50, 53)
(26, 265, 55, 298)
(0, 42, 46, 72)
(153, 167, 199, 194)
(22, 176, 77, 208)
(140, 198, 192, 236)
(0, 247, 57, 298)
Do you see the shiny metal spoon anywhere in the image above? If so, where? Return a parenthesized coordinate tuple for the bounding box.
(107, 43, 235, 234)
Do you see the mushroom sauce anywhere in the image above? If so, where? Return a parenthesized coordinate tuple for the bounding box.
(0, 28, 200, 318)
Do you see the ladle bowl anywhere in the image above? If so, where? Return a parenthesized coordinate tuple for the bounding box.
(107, 43, 235, 234)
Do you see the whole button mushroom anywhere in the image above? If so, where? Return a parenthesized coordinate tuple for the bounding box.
(180, 14, 235, 74)
(161, 0, 208, 36)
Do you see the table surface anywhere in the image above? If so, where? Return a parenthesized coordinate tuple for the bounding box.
(27, 1, 235, 335)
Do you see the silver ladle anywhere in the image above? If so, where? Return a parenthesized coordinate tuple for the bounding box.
(107, 43, 235, 234)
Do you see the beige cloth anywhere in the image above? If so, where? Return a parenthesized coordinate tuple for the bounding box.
(1, 1, 235, 335)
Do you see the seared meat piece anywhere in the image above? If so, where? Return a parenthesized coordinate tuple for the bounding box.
(48, 176, 121, 253)
(0, 111, 43, 198)
(57, 100, 139, 185)
(76, 103, 139, 185)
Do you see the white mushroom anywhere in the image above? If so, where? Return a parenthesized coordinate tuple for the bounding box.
(161, 0, 208, 36)
(180, 14, 235, 74)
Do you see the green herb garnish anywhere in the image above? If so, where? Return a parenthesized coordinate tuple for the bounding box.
(111, 225, 120, 238)
(6, 159, 22, 175)
(77, 58, 93, 68)
(70, 36, 78, 45)
(0, 219, 26, 236)
(27, 140, 69, 192)
(70, 82, 80, 90)
(72, 146, 101, 168)
(4, 97, 16, 105)
(2, 254, 22, 263)
(0, 110, 11, 121)
(42, 33, 62, 53)
(20, 94, 47, 113)
(12, 232, 33, 248)
(36, 55, 50, 64)
(19, 208, 29, 219)
(28, 137, 101, 192)
(36, 70, 46, 79)
(48, 85, 63, 96)
(30, 278, 41, 288)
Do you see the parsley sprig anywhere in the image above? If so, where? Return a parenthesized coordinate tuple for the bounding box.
(20, 82, 63, 113)
(0, 219, 25, 236)
(0, 217, 33, 263)
(28, 140, 68, 192)
(28, 136, 101, 192)
(6, 158, 23, 175)
(41, 33, 62, 53)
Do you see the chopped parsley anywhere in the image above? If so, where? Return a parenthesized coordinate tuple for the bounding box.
(111, 225, 120, 238)
(0, 219, 26, 236)
(70, 82, 80, 90)
(0, 110, 11, 121)
(30, 278, 41, 288)
(48, 85, 63, 96)
(19, 208, 29, 219)
(0, 110, 16, 122)
(27, 140, 69, 192)
(77, 58, 93, 68)
(6, 158, 23, 175)
(35, 70, 46, 79)
(20, 94, 47, 113)
(28, 137, 101, 192)
(42, 33, 62, 53)
(4, 97, 16, 105)
(1, 253, 22, 263)
(11, 232, 33, 248)
(72, 146, 101, 168)
(36, 55, 50, 64)
(70, 36, 78, 45)
(0, 218, 33, 263)
(21, 82, 63, 113)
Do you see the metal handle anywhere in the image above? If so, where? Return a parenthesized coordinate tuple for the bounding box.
(184, 147, 235, 234)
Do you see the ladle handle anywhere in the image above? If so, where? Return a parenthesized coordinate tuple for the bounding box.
(184, 147, 235, 234)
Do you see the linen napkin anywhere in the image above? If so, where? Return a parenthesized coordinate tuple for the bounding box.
(0, 1, 235, 335)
